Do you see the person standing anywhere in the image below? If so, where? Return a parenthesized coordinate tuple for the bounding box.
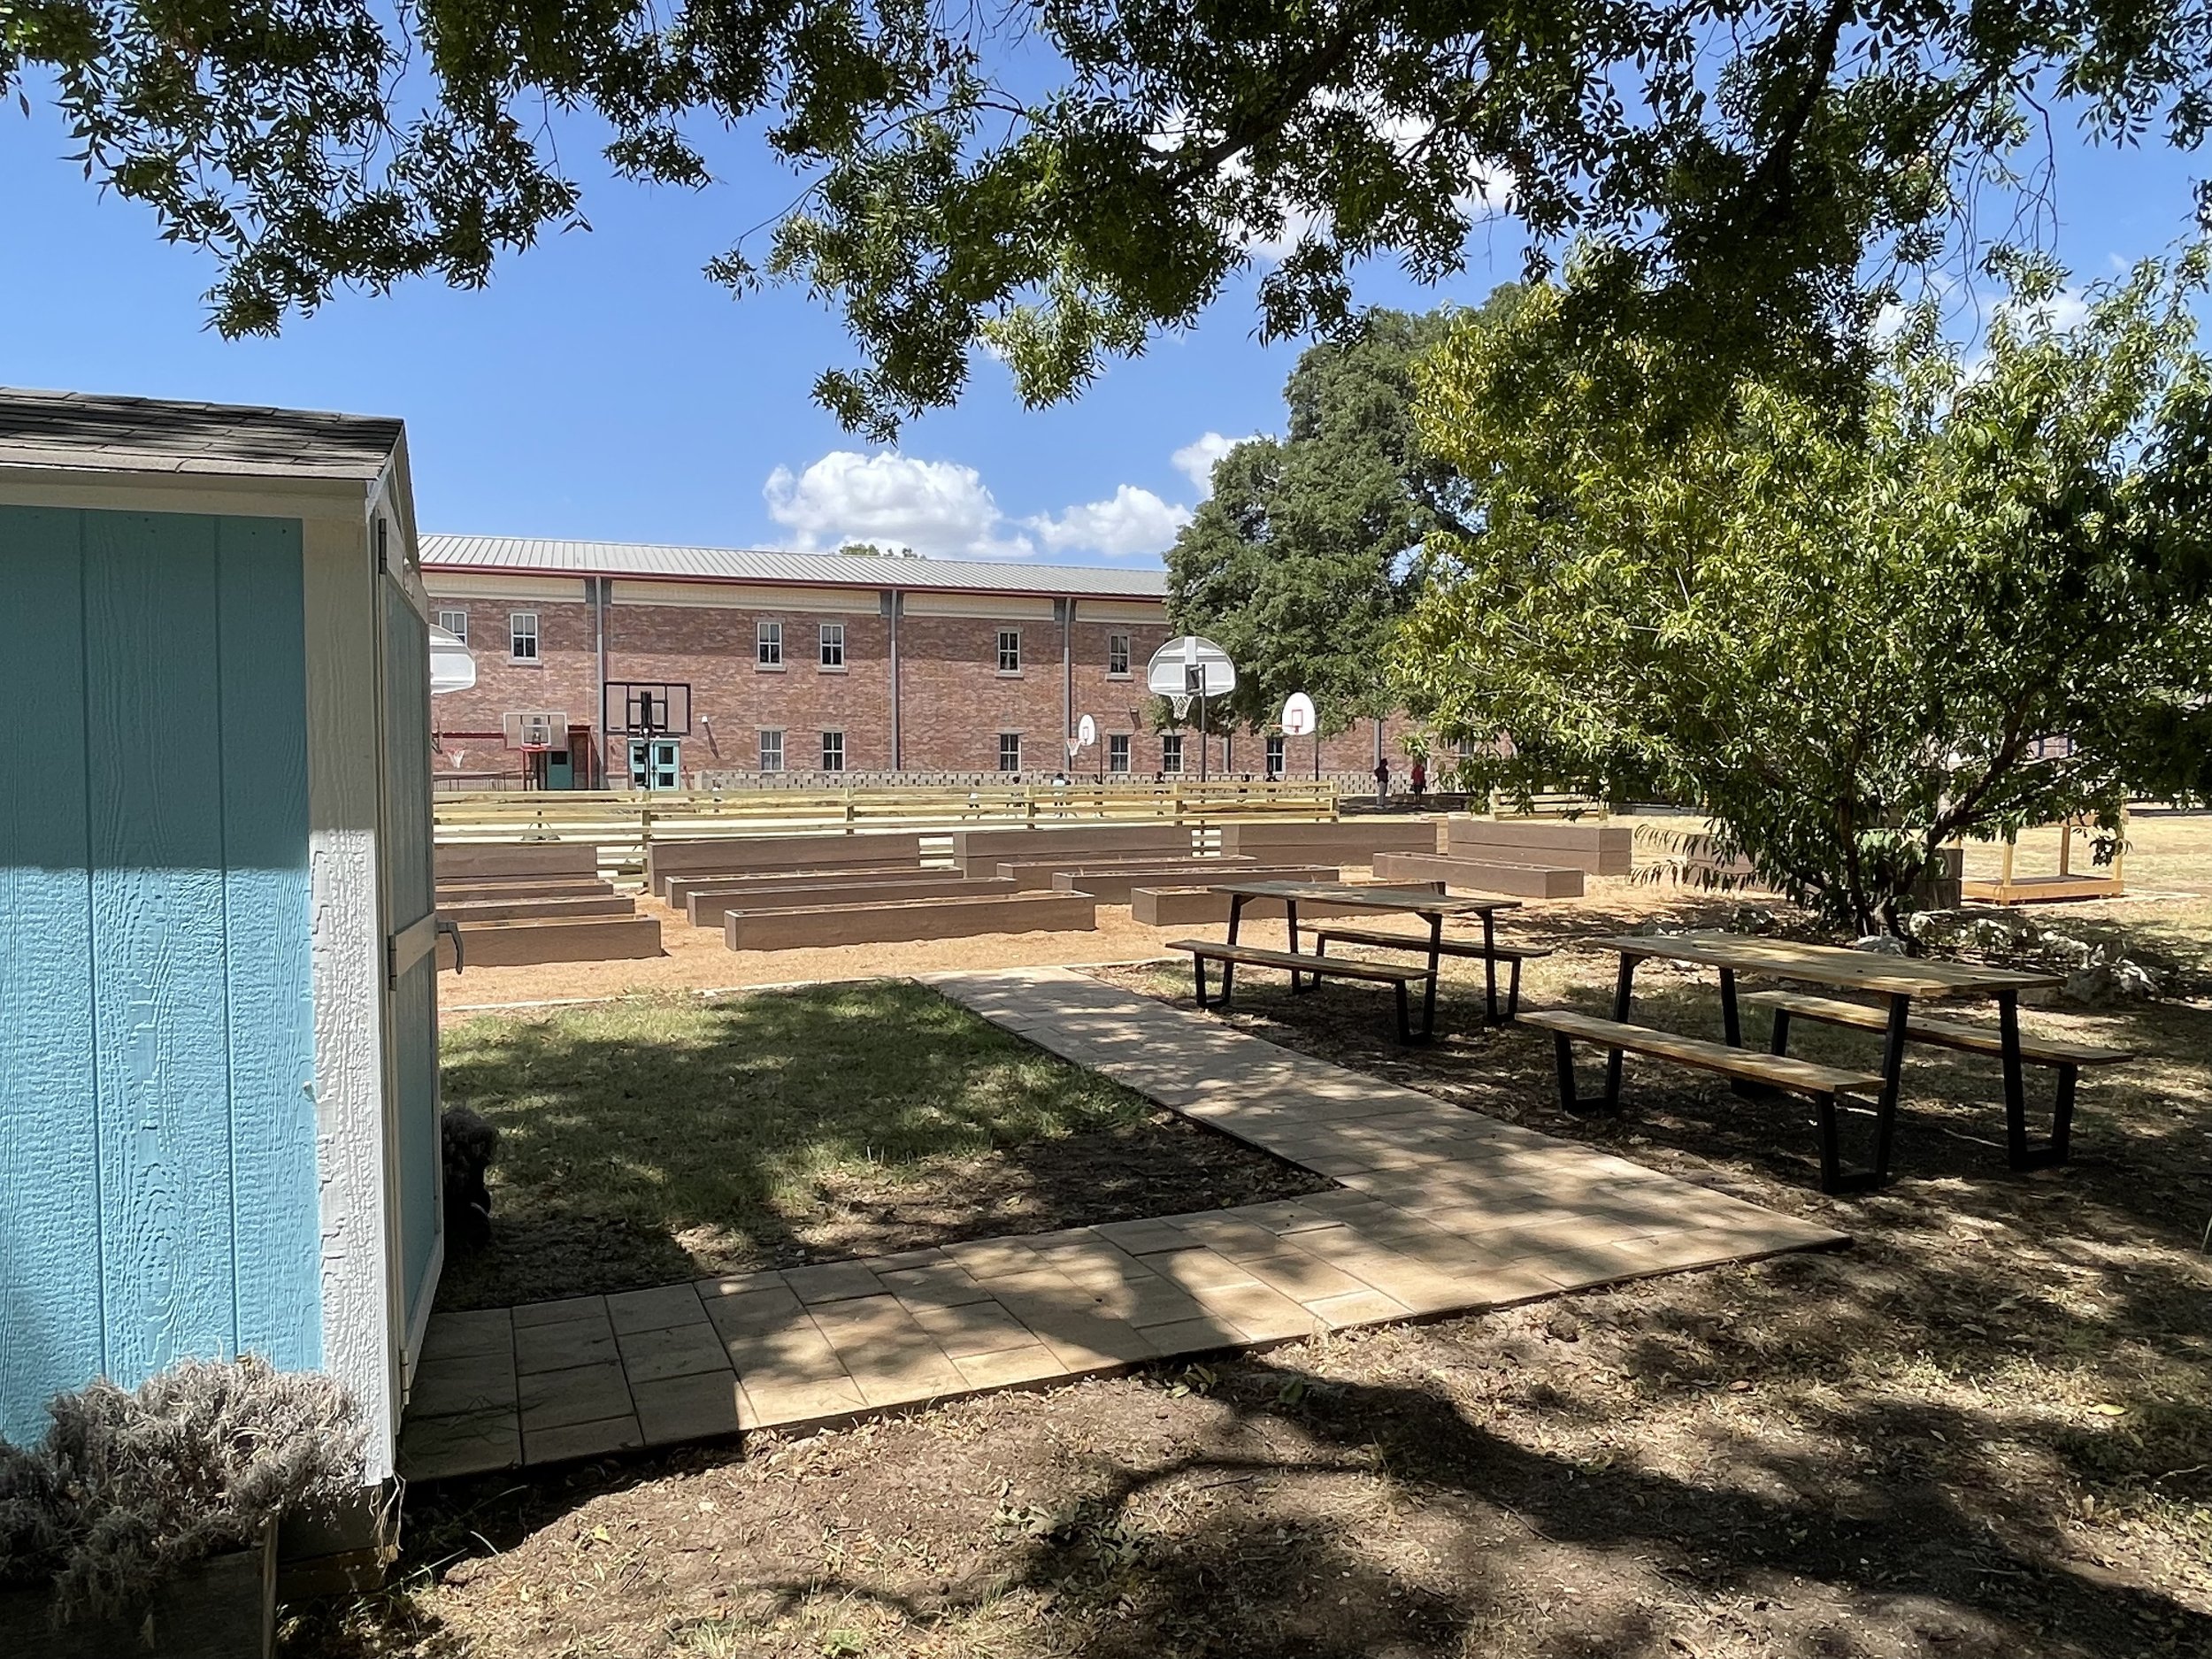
(1373, 757, 1392, 804)
(1410, 757, 1427, 800)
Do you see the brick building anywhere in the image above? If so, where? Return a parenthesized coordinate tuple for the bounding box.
(420, 535, 1411, 787)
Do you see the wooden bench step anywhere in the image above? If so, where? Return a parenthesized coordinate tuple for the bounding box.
(1738, 990, 2132, 1066)
(1519, 1010, 1886, 1097)
(1164, 940, 1433, 984)
(1312, 926, 1553, 963)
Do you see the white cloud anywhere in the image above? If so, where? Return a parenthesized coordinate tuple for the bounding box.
(764, 450, 1196, 563)
(764, 451, 1033, 559)
(1171, 431, 1258, 495)
(1027, 486, 1192, 559)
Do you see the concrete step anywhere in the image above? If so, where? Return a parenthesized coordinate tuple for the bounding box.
(1371, 851, 1586, 899)
(725, 891, 1096, 950)
(439, 914, 663, 969)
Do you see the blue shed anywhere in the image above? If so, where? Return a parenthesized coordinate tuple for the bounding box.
(0, 388, 443, 1482)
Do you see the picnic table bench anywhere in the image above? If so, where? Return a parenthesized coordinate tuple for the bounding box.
(1527, 933, 2084, 1194)
(1310, 925, 1553, 1021)
(1171, 939, 1440, 1041)
(1170, 880, 1528, 1041)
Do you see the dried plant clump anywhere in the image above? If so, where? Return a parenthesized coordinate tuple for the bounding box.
(0, 1356, 365, 1626)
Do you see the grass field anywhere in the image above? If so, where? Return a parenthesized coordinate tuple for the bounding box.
(434, 980, 1323, 1310)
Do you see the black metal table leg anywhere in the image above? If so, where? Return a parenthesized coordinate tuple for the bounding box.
(1606, 953, 1637, 1105)
(1480, 907, 1500, 1025)
(1719, 967, 1743, 1048)
(1997, 990, 2072, 1170)
(1419, 910, 1443, 1039)
(1286, 899, 1303, 992)
(1222, 895, 1245, 1003)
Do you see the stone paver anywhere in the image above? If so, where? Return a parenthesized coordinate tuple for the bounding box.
(399, 967, 1848, 1480)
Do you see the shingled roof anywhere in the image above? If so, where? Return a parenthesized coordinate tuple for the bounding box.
(0, 387, 403, 481)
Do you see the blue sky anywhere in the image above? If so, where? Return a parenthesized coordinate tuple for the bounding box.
(2, 79, 2201, 569)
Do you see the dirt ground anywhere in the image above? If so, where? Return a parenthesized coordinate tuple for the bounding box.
(311, 815, 2212, 1658)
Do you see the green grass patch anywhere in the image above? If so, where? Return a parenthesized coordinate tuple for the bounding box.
(434, 979, 1315, 1310)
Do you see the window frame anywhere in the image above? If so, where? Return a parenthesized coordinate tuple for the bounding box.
(1107, 632, 1131, 678)
(818, 621, 846, 670)
(996, 628, 1022, 675)
(997, 732, 1022, 772)
(1107, 733, 1132, 775)
(508, 611, 539, 664)
(1161, 733, 1185, 775)
(758, 728, 786, 773)
(435, 607, 468, 643)
(756, 618, 784, 668)
(820, 730, 845, 773)
(1265, 733, 1286, 779)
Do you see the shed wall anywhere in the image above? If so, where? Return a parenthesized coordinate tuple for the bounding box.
(0, 504, 319, 1442)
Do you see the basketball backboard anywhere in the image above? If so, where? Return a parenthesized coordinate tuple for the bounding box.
(1146, 635, 1236, 699)
(428, 624, 477, 695)
(1280, 692, 1316, 736)
(501, 710, 568, 751)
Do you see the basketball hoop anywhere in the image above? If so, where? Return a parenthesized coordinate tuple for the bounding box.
(1169, 693, 1194, 722)
(503, 710, 565, 753)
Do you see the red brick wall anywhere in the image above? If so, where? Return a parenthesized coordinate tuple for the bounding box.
(427, 596, 599, 782)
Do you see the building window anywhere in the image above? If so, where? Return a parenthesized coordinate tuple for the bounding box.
(1107, 633, 1131, 677)
(1265, 734, 1286, 779)
(509, 611, 539, 663)
(759, 729, 785, 772)
(998, 733, 1022, 772)
(1108, 733, 1131, 775)
(997, 628, 1021, 674)
(435, 607, 468, 642)
(818, 622, 845, 668)
(820, 730, 845, 772)
(757, 619, 783, 666)
(1162, 733, 1184, 775)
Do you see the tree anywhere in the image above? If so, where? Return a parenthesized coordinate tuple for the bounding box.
(1165, 303, 1486, 735)
(9, 5, 2211, 435)
(1399, 256, 2212, 935)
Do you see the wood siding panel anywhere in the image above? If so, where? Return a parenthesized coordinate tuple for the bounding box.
(217, 516, 321, 1368)
(82, 510, 239, 1381)
(0, 507, 104, 1441)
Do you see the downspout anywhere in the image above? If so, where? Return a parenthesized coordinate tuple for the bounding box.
(885, 588, 902, 771)
(1061, 596, 1074, 764)
(594, 576, 610, 787)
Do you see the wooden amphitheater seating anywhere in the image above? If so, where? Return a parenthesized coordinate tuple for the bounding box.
(994, 852, 1251, 890)
(1129, 880, 1441, 927)
(1218, 819, 1442, 866)
(437, 913, 662, 969)
(435, 842, 601, 882)
(723, 890, 1095, 951)
(1371, 850, 1586, 899)
(646, 832, 925, 897)
(1048, 862, 1338, 905)
(687, 875, 1016, 929)
(437, 894, 639, 924)
(661, 864, 926, 914)
(434, 876, 618, 904)
(949, 823, 1195, 878)
(1446, 817, 1633, 875)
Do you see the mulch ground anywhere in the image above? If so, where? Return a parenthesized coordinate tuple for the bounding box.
(295, 841, 2212, 1659)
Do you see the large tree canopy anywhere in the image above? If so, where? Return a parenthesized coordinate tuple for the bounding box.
(6, 4, 2211, 434)
(1400, 256, 2212, 935)
(1165, 303, 1484, 733)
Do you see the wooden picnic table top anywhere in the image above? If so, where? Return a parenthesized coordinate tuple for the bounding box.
(1589, 930, 2062, 998)
(1209, 879, 1521, 916)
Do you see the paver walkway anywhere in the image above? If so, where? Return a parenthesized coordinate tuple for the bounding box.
(400, 968, 1847, 1480)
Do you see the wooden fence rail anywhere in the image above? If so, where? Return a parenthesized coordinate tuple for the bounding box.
(434, 780, 1342, 872)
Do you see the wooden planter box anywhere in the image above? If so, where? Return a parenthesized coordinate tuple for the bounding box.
(0, 1522, 275, 1659)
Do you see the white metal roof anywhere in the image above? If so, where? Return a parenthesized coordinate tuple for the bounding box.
(421, 534, 1168, 599)
(0, 387, 403, 480)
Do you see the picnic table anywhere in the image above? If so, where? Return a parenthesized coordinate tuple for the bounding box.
(1525, 931, 2103, 1192)
(1165, 880, 1526, 1041)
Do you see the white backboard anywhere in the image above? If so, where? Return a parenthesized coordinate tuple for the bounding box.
(429, 624, 477, 695)
(1147, 635, 1237, 698)
(1077, 713, 1098, 747)
(1280, 692, 1316, 736)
